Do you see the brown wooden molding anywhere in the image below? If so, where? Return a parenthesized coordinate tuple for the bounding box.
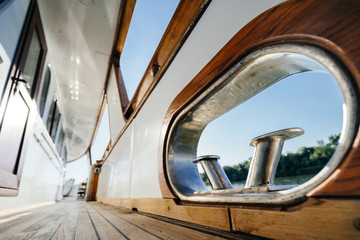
(116, 0, 136, 54)
(128, 0, 210, 116)
(230, 198, 360, 239)
(159, 0, 360, 198)
(96, 197, 360, 239)
(98, 0, 210, 166)
(97, 197, 230, 231)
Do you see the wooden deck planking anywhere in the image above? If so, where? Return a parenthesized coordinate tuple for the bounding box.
(50, 201, 79, 240)
(92, 203, 226, 240)
(73, 202, 98, 240)
(85, 204, 128, 240)
(88, 203, 160, 239)
(0, 202, 67, 239)
(0, 199, 234, 239)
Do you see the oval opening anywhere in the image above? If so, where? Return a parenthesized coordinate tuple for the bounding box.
(166, 44, 358, 204)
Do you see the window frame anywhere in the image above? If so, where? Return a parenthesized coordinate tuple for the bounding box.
(89, 0, 209, 160)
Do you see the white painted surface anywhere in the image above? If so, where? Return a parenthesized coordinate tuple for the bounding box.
(99, 0, 284, 199)
(0, 0, 30, 93)
(107, 66, 125, 145)
(99, 124, 134, 198)
(38, 0, 121, 160)
(0, 108, 64, 210)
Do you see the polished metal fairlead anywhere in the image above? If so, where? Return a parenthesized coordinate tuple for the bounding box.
(245, 128, 304, 188)
(194, 155, 233, 190)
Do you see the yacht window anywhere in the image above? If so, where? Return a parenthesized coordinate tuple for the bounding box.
(21, 30, 41, 96)
(91, 104, 110, 161)
(107, 66, 125, 144)
(56, 127, 65, 154)
(46, 99, 61, 141)
(38, 66, 51, 116)
(120, 0, 179, 100)
(166, 44, 358, 204)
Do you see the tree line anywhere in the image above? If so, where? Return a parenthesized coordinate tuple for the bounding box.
(201, 134, 340, 183)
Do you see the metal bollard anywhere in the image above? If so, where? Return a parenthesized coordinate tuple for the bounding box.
(194, 155, 233, 190)
(245, 128, 304, 188)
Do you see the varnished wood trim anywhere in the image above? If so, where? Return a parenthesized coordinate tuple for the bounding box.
(98, 0, 210, 166)
(126, 0, 210, 117)
(159, 0, 360, 198)
(97, 197, 360, 239)
(231, 198, 360, 239)
(96, 197, 230, 231)
(115, 0, 136, 54)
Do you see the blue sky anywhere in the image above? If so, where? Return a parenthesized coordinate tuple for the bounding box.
(197, 72, 343, 166)
(120, 0, 179, 100)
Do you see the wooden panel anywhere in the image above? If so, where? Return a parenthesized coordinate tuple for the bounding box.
(97, 197, 230, 231)
(158, 0, 360, 198)
(230, 199, 360, 240)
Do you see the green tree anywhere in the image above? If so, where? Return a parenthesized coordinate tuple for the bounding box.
(199, 134, 341, 183)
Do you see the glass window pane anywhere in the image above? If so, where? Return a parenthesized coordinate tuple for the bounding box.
(107, 66, 125, 144)
(22, 30, 41, 95)
(120, 0, 179, 100)
(46, 99, 56, 133)
(39, 66, 51, 116)
(91, 105, 110, 161)
(56, 127, 65, 153)
(51, 104, 61, 141)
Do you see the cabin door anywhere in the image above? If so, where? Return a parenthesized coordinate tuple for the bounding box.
(0, 1, 46, 195)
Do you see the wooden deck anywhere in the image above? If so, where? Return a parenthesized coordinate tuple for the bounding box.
(0, 198, 249, 240)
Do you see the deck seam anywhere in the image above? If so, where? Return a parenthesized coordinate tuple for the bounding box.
(85, 205, 101, 240)
(94, 203, 164, 240)
(5, 203, 65, 240)
(48, 211, 71, 240)
(72, 204, 80, 240)
(88, 203, 130, 240)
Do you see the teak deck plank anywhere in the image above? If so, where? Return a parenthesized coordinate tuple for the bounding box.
(85, 204, 127, 240)
(88, 203, 160, 239)
(93, 203, 226, 240)
(49, 201, 79, 240)
(0, 199, 233, 239)
(73, 202, 98, 240)
(0, 202, 66, 239)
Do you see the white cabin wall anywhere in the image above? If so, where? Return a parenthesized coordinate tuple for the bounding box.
(98, 0, 284, 199)
(0, 0, 30, 93)
(0, 104, 64, 210)
(97, 124, 134, 199)
(0, 1, 66, 210)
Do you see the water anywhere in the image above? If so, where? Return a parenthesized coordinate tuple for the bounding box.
(229, 174, 315, 189)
